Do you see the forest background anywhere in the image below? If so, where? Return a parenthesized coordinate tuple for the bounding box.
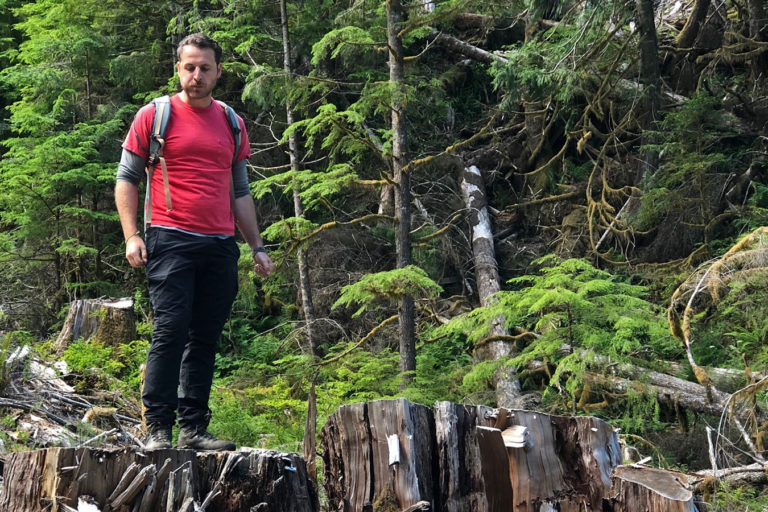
(1, 0, 768, 509)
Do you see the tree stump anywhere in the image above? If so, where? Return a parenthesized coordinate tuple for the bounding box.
(434, 403, 621, 512)
(607, 465, 698, 512)
(322, 400, 622, 512)
(320, 398, 437, 511)
(0, 447, 317, 511)
(54, 298, 136, 352)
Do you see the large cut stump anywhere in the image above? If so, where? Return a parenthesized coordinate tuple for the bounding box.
(434, 403, 621, 512)
(322, 400, 622, 512)
(0, 447, 317, 511)
(321, 398, 437, 511)
(499, 409, 621, 511)
(606, 465, 698, 512)
(55, 298, 136, 352)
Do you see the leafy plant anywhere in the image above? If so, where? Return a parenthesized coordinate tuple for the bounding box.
(441, 256, 675, 408)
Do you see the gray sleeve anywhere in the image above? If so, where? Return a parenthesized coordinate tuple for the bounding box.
(116, 149, 146, 185)
(232, 159, 250, 198)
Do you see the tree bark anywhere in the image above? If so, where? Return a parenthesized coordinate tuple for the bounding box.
(322, 399, 621, 512)
(54, 298, 136, 353)
(635, 0, 661, 181)
(387, 0, 416, 383)
(433, 33, 508, 65)
(0, 447, 317, 511)
(460, 165, 521, 407)
(675, 0, 710, 49)
(279, 0, 318, 358)
(320, 399, 437, 512)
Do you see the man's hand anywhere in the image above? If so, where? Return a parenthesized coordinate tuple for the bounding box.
(126, 236, 148, 267)
(252, 250, 274, 278)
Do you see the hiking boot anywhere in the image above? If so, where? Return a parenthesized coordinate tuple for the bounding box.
(145, 424, 172, 450)
(177, 425, 235, 451)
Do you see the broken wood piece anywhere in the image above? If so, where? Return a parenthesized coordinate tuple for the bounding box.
(475, 426, 515, 512)
(501, 425, 529, 449)
(105, 461, 140, 503)
(109, 463, 155, 508)
(607, 465, 697, 511)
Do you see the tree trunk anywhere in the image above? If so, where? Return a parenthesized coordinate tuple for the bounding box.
(0, 447, 317, 511)
(279, 0, 318, 358)
(606, 466, 697, 511)
(387, 0, 415, 383)
(746, 0, 768, 79)
(54, 298, 136, 353)
(635, 0, 661, 181)
(320, 399, 437, 511)
(676, 0, 710, 49)
(322, 399, 621, 512)
(460, 165, 521, 408)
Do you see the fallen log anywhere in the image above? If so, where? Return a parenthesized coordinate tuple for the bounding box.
(0, 447, 317, 511)
(54, 297, 136, 353)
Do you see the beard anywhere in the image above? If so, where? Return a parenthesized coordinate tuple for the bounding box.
(182, 80, 216, 100)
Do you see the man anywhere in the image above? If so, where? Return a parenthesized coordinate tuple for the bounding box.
(115, 33, 274, 450)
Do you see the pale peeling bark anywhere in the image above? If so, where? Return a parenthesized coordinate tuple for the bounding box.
(461, 165, 521, 407)
(280, 0, 318, 357)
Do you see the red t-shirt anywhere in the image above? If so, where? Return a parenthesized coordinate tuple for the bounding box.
(123, 94, 251, 235)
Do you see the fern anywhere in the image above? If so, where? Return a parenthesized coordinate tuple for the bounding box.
(333, 265, 443, 317)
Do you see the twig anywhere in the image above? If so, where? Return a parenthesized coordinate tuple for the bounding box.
(80, 428, 119, 447)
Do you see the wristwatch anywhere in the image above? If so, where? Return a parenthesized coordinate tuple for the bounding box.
(252, 246, 267, 255)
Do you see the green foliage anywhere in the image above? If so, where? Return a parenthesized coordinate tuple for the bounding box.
(333, 265, 443, 317)
(63, 338, 148, 393)
(441, 257, 675, 407)
(708, 483, 768, 512)
(311, 26, 378, 67)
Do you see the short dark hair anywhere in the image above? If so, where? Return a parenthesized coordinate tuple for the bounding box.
(177, 33, 222, 64)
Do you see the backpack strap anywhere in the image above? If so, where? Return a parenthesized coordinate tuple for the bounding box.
(216, 100, 243, 223)
(144, 95, 172, 230)
(144, 96, 243, 229)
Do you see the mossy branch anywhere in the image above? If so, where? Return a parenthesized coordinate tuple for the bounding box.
(318, 315, 399, 366)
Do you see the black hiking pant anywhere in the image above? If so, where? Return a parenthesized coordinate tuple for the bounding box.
(143, 227, 239, 428)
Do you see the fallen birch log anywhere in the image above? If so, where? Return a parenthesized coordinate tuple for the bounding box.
(0, 447, 317, 511)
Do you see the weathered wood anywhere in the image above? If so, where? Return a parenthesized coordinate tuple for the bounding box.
(0, 447, 317, 511)
(324, 400, 622, 512)
(607, 465, 697, 511)
(502, 410, 621, 511)
(321, 398, 437, 511)
(434, 402, 486, 512)
(54, 298, 136, 352)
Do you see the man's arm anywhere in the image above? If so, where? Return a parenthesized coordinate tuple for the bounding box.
(233, 192, 274, 278)
(115, 149, 147, 267)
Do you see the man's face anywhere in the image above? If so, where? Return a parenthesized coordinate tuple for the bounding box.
(177, 45, 222, 105)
